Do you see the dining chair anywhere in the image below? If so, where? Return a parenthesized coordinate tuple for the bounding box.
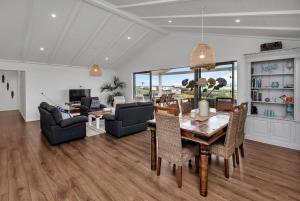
(216, 97, 234, 112)
(210, 106, 241, 178)
(180, 99, 192, 114)
(235, 102, 248, 164)
(166, 93, 175, 104)
(158, 94, 167, 106)
(155, 111, 199, 188)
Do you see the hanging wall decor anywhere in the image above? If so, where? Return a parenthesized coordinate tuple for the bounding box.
(11, 91, 14, 99)
(6, 82, 9, 91)
(1, 75, 4, 83)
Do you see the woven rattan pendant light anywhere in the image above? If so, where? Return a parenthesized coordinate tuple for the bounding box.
(189, 8, 216, 70)
(90, 64, 102, 77)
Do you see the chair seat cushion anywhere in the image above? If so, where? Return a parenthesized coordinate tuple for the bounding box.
(181, 143, 198, 162)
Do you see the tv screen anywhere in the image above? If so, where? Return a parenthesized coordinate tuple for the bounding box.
(69, 89, 91, 102)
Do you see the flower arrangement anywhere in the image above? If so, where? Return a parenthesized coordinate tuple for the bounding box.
(182, 77, 227, 98)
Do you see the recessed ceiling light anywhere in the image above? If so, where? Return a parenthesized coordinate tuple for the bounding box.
(127, 36, 131, 40)
(105, 57, 109, 61)
(235, 19, 241, 23)
(168, 20, 173, 23)
(40, 47, 45, 51)
(51, 13, 57, 18)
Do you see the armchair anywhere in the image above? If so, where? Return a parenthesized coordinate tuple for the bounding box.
(38, 102, 88, 145)
(80, 97, 106, 116)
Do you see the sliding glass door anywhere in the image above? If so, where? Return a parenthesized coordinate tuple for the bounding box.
(133, 71, 152, 101)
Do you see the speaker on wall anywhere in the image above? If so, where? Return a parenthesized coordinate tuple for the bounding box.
(260, 41, 282, 51)
(1, 75, 4, 83)
(6, 82, 9, 91)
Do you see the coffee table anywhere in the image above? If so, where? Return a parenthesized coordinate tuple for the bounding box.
(88, 110, 112, 129)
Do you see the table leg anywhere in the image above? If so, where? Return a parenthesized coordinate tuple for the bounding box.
(96, 117, 100, 129)
(200, 144, 209, 197)
(150, 129, 157, 170)
(88, 115, 92, 126)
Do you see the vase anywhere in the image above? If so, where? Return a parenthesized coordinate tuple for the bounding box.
(199, 99, 209, 117)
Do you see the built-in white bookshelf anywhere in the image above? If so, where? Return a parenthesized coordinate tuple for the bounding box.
(244, 47, 300, 150)
(250, 58, 295, 121)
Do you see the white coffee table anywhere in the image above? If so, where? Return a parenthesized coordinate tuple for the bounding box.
(88, 110, 112, 129)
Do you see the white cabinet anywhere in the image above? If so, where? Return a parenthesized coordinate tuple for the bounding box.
(245, 48, 300, 150)
(246, 116, 300, 150)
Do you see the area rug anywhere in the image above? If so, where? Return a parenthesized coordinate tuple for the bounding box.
(86, 121, 106, 137)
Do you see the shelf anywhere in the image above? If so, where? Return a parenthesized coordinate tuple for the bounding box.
(249, 114, 294, 121)
(251, 88, 294, 90)
(251, 73, 294, 76)
(251, 101, 294, 105)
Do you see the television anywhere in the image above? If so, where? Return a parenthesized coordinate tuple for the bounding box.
(69, 89, 91, 102)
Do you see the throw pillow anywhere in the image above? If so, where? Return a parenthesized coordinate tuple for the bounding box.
(90, 99, 101, 109)
(57, 106, 71, 120)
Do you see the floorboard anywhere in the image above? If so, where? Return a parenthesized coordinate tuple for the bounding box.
(0, 111, 299, 201)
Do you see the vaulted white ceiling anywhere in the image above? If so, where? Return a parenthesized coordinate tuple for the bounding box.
(0, 0, 164, 68)
(114, 0, 300, 39)
(0, 0, 299, 69)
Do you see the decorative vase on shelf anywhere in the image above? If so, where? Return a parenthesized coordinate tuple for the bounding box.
(199, 99, 209, 117)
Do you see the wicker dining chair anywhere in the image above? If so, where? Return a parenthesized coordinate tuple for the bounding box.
(216, 97, 234, 112)
(180, 99, 192, 114)
(166, 93, 175, 104)
(155, 112, 199, 188)
(235, 102, 248, 164)
(210, 106, 241, 178)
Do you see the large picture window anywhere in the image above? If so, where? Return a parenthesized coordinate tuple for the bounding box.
(133, 61, 237, 107)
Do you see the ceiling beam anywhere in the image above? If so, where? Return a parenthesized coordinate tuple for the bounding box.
(70, 13, 112, 66)
(160, 25, 300, 31)
(48, 1, 83, 64)
(111, 30, 151, 66)
(21, 0, 35, 61)
(83, 0, 167, 34)
(116, 0, 194, 9)
(140, 10, 300, 19)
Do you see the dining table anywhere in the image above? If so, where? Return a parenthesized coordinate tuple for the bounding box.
(148, 109, 230, 197)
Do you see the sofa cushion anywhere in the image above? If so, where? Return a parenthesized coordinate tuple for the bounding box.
(115, 103, 138, 118)
(90, 99, 101, 109)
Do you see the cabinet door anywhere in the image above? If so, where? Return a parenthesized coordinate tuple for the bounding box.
(269, 121, 292, 143)
(246, 118, 269, 137)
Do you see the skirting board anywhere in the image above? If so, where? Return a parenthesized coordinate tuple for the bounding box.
(245, 135, 300, 150)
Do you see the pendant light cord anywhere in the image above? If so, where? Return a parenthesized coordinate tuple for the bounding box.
(201, 7, 204, 42)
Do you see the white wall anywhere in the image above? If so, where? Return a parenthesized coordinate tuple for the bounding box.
(116, 33, 300, 104)
(0, 60, 116, 121)
(18, 71, 26, 119)
(0, 70, 19, 111)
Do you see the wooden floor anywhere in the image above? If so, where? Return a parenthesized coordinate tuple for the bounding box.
(0, 111, 300, 201)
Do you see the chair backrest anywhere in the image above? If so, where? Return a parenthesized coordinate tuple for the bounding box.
(155, 100, 180, 116)
(224, 106, 241, 150)
(180, 99, 192, 114)
(236, 102, 248, 146)
(216, 97, 233, 112)
(159, 94, 167, 104)
(155, 106, 179, 116)
(81, 97, 99, 108)
(166, 93, 175, 103)
(155, 112, 182, 163)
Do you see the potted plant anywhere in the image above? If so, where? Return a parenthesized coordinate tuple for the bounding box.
(100, 76, 126, 106)
(199, 77, 227, 116)
(182, 77, 227, 116)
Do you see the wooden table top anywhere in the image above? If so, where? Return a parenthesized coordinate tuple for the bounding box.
(88, 110, 112, 117)
(148, 109, 230, 138)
